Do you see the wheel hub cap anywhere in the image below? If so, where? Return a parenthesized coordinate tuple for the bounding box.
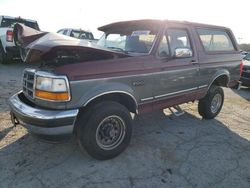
(96, 115, 126, 150)
(211, 93, 222, 114)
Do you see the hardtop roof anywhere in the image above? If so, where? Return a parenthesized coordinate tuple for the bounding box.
(98, 19, 230, 32)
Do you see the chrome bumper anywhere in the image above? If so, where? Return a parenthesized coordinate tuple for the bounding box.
(8, 92, 79, 136)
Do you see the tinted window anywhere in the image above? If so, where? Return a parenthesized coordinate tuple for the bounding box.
(0, 18, 39, 30)
(167, 29, 192, 56)
(197, 29, 235, 52)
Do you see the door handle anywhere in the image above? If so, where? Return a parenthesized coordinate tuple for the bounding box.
(190, 60, 198, 65)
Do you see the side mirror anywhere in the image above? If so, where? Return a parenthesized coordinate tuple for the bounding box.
(174, 47, 193, 58)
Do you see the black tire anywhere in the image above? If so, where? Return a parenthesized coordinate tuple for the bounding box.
(0, 44, 9, 64)
(77, 101, 132, 160)
(198, 85, 224, 119)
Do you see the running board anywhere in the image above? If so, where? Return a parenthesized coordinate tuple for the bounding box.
(168, 105, 185, 117)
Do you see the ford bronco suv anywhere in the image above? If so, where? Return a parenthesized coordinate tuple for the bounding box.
(8, 20, 242, 160)
(0, 15, 39, 64)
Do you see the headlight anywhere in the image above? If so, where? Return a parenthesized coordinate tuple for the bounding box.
(36, 77, 67, 92)
(35, 76, 70, 101)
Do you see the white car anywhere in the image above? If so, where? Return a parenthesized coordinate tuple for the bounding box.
(0, 15, 39, 64)
(57, 28, 96, 43)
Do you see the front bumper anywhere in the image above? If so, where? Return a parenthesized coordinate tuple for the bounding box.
(8, 92, 79, 136)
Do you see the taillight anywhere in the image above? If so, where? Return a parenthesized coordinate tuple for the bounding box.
(240, 60, 243, 76)
(6, 30, 13, 42)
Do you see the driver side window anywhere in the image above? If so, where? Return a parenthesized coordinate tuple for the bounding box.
(157, 28, 192, 58)
(168, 29, 191, 56)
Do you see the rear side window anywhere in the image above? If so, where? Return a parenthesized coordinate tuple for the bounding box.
(197, 29, 235, 52)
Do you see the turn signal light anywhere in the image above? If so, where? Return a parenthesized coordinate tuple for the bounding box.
(35, 90, 70, 101)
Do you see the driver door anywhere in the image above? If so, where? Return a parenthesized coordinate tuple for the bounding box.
(152, 27, 201, 102)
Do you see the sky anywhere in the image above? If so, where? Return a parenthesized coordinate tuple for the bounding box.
(0, 0, 250, 43)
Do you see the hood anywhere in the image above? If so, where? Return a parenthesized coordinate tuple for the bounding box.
(14, 23, 130, 64)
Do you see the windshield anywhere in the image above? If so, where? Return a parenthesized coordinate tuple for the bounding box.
(0, 18, 39, 30)
(97, 29, 158, 54)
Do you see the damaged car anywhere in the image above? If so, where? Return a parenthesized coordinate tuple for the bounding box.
(9, 20, 242, 160)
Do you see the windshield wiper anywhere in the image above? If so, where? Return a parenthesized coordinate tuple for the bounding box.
(107, 46, 125, 52)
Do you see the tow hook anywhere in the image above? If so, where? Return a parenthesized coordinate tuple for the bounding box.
(10, 112, 19, 127)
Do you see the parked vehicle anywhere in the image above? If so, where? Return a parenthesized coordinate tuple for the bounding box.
(9, 20, 242, 160)
(0, 15, 39, 64)
(57, 28, 96, 43)
(241, 53, 250, 87)
(241, 51, 248, 58)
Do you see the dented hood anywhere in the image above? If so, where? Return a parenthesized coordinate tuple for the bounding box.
(14, 23, 130, 64)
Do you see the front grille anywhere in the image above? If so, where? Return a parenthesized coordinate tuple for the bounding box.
(23, 69, 36, 99)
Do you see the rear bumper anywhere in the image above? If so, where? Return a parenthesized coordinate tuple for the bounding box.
(8, 92, 79, 136)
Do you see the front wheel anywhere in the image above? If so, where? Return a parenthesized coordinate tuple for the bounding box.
(77, 101, 132, 160)
(198, 85, 224, 119)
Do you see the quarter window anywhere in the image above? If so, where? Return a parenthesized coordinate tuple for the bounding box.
(197, 29, 235, 52)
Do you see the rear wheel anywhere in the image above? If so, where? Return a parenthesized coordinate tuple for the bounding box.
(198, 85, 224, 119)
(77, 101, 132, 160)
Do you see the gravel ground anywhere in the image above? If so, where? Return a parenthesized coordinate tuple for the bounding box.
(0, 63, 250, 188)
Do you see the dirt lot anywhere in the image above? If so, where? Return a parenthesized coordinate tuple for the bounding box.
(0, 63, 250, 188)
